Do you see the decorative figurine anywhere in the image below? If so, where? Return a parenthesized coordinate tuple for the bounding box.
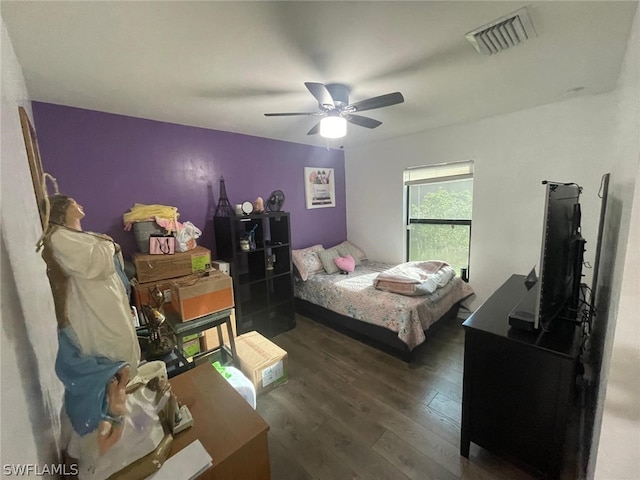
(143, 286, 173, 358)
(214, 176, 234, 217)
(36, 179, 178, 480)
(253, 196, 264, 213)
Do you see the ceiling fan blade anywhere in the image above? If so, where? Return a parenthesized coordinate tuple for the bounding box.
(346, 114, 382, 129)
(307, 122, 321, 135)
(264, 112, 318, 117)
(348, 92, 404, 112)
(305, 82, 335, 109)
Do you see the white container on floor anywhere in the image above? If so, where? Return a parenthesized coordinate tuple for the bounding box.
(216, 365, 257, 409)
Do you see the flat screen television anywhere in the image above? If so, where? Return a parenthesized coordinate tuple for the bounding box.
(534, 181, 585, 330)
(509, 181, 585, 331)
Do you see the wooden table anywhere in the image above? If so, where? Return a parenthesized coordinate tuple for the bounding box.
(169, 363, 271, 479)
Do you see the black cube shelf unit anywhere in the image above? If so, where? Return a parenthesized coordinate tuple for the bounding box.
(214, 212, 295, 338)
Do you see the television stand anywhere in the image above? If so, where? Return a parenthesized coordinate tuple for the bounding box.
(461, 274, 582, 478)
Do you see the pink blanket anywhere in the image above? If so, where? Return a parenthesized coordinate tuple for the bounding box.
(373, 261, 456, 296)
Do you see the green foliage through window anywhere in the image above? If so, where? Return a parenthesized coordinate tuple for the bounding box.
(407, 179, 473, 274)
(410, 187, 472, 220)
(408, 224, 470, 272)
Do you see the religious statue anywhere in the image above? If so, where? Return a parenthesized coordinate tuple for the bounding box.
(36, 183, 178, 480)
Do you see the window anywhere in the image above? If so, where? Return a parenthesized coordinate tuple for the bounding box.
(404, 161, 474, 278)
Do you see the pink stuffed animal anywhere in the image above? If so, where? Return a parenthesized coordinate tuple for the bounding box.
(334, 255, 355, 273)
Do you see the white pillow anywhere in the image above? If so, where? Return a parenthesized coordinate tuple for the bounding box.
(291, 244, 325, 281)
(335, 241, 366, 266)
(317, 248, 341, 274)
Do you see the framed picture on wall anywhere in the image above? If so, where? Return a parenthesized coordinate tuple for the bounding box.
(305, 167, 335, 209)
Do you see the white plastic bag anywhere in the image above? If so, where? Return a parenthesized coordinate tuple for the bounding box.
(175, 221, 202, 252)
(212, 362, 256, 409)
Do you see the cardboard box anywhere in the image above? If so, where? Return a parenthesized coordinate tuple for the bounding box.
(183, 338, 201, 358)
(132, 278, 177, 314)
(171, 271, 234, 322)
(182, 333, 201, 343)
(201, 309, 237, 351)
(235, 331, 287, 395)
(133, 246, 211, 283)
(212, 260, 230, 275)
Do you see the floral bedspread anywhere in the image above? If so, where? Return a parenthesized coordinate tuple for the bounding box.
(294, 260, 474, 350)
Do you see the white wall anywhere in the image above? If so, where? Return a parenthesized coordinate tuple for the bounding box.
(592, 3, 640, 477)
(1, 18, 63, 475)
(346, 93, 617, 307)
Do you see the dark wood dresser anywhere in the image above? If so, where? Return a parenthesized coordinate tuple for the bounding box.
(461, 274, 582, 479)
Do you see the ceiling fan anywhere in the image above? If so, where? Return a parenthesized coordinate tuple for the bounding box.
(264, 82, 404, 138)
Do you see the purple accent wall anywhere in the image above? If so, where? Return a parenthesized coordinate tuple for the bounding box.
(32, 103, 346, 260)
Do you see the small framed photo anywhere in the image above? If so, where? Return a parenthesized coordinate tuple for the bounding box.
(305, 167, 335, 209)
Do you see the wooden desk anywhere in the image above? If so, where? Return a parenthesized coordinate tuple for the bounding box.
(169, 363, 271, 479)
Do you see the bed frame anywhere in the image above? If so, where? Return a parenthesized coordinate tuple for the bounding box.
(295, 297, 461, 362)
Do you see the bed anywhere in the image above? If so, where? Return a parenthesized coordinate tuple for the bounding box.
(292, 242, 474, 362)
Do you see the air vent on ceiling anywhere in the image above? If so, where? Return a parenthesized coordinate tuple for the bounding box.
(465, 7, 537, 55)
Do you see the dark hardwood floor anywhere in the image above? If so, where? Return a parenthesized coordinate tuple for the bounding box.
(255, 313, 541, 480)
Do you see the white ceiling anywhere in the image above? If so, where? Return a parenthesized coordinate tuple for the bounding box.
(2, 1, 637, 149)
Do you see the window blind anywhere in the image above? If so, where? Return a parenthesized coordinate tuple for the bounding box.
(403, 160, 474, 185)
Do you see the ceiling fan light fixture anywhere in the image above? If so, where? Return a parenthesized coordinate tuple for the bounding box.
(265, 82, 403, 137)
(320, 116, 347, 139)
